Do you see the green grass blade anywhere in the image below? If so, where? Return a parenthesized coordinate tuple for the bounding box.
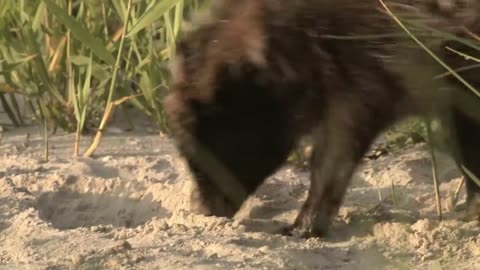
(111, 0, 127, 23)
(127, 0, 179, 37)
(32, 2, 46, 31)
(173, 0, 184, 36)
(0, 93, 20, 126)
(164, 11, 175, 57)
(0, 1, 14, 18)
(1, 54, 38, 73)
(70, 69, 80, 123)
(70, 55, 91, 66)
(22, 26, 66, 103)
(81, 53, 93, 107)
(42, 0, 115, 65)
(78, 53, 93, 132)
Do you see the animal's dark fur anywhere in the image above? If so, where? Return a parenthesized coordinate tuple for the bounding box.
(164, 0, 480, 238)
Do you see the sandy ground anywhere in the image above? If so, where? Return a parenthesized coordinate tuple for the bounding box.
(0, 121, 479, 270)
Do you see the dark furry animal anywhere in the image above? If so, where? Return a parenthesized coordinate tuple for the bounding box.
(164, 0, 480, 238)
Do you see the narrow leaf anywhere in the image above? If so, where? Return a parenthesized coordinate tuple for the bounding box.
(42, 0, 115, 65)
(32, 2, 46, 31)
(127, 0, 179, 37)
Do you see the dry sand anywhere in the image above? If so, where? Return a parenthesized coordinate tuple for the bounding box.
(0, 122, 479, 270)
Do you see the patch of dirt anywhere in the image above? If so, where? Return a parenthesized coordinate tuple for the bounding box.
(0, 125, 479, 269)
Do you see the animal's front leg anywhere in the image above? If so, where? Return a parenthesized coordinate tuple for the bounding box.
(288, 106, 383, 238)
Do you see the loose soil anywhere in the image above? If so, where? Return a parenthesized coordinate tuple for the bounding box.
(0, 122, 479, 269)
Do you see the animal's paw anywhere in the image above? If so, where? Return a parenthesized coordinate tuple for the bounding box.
(281, 209, 331, 239)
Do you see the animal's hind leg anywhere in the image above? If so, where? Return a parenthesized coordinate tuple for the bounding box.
(289, 102, 389, 238)
(452, 107, 480, 220)
(440, 39, 480, 220)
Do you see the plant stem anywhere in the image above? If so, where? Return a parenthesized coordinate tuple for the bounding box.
(425, 119, 443, 220)
(83, 0, 133, 157)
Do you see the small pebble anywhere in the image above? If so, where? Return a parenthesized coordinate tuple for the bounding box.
(155, 220, 169, 231)
(258, 246, 270, 253)
(207, 253, 218, 259)
(110, 240, 132, 253)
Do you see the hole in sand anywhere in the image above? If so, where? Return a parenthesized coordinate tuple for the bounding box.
(36, 189, 168, 230)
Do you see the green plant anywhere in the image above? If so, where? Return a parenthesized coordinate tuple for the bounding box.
(0, 0, 205, 156)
